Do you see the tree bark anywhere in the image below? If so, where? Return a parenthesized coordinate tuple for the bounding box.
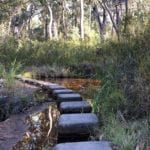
(44, 16, 48, 40)
(102, 0, 120, 40)
(46, 0, 53, 40)
(93, 4, 106, 42)
(89, 5, 92, 28)
(80, 0, 84, 39)
(53, 21, 58, 40)
(62, 0, 67, 38)
(124, 0, 128, 33)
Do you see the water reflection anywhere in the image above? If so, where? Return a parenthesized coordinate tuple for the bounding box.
(14, 103, 58, 150)
(48, 78, 101, 90)
(48, 78, 101, 99)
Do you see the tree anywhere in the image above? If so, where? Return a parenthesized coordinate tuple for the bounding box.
(93, 2, 107, 42)
(80, 0, 84, 39)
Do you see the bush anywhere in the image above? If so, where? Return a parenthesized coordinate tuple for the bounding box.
(93, 74, 126, 116)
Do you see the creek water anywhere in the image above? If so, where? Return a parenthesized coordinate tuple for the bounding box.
(47, 78, 101, 90)
(13, 103, 58, 150)
(13, 78, 101, 150)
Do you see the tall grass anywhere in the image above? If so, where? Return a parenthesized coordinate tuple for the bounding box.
(0, 60, 21, 94)
(91, 20, 150, 149)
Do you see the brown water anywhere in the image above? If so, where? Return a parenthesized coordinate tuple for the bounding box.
(48, 78, 101, 99)
(48, 78, 101, 90)
(14, 103, 59, 150)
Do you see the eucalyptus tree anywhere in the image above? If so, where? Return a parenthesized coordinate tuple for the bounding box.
(80, 0, 84, 39)
(90, 0, 128, 41)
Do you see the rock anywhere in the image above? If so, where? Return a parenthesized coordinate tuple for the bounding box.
(57, 93, 83, 102)
(59, 101, 92, 114)
(53, 141, 112, 150)
(58, 113, 99, 137)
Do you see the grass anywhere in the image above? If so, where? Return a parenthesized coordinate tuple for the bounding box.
(0, 60, 22, 95)
(101, 116, 149, 150)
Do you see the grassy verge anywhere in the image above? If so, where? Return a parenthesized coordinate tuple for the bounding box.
(101, 116, 149, 150)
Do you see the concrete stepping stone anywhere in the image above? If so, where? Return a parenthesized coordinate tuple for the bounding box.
(59, 101, 92, 114)
(53, 89, 74, 95)
(58, 113, 99, 139)
(57, 93, 83, 102)
(47, 85, 66, 91)
(52, 89, 74, 98)
(53, 141, 112, 150)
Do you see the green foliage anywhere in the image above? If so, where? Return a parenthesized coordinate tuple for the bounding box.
(0, 0, 22, 23)
(0, 37, 98, 68)
(101, 116, 149, 150)
(92, 20, 150, 119)
(0, 60, 21, 94)
(0, 37, 19, 66)
(93, 74, 126, 116)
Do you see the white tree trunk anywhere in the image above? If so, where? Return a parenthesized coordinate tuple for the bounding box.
(53, 21, 58, 40)
(46, 0, 53, 40)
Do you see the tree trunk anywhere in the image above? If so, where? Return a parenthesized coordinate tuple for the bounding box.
(124, 0, 128, 33)
(46, 0, 53, 40)
(62, 0, 67, 38)
(89, 5, 92, 28)
(44, 16, 48, 40)
(80, 0, 84, 39)
(53, 21, 58, 40)
(115, 5, 119, 26)
(102, 0, 120, 40)
(93, 5, 106, 42)
(27, 19, 31, 39)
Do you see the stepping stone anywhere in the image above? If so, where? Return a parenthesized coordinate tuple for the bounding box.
(52, 89, 74, 98)
(57, 93, 82, 102)
(58, 113, 99, 137)
(53, 89, 74, 95)
(59, 101, 92, 114)
(53, 141, 112, 150)
(41, 83, 57, 89)
(47, 85, 66, 91)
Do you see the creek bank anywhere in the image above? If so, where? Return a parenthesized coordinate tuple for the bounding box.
(0, 103, 52, 150)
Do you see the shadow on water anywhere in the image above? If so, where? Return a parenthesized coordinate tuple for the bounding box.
(13, 103, 59, 150)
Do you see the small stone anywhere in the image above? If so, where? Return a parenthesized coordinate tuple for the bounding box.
(58, 113, 99, 135)
(57, 93, 82, 102)
(53, 141, 112, 150)
(59, 101, 92, 114)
